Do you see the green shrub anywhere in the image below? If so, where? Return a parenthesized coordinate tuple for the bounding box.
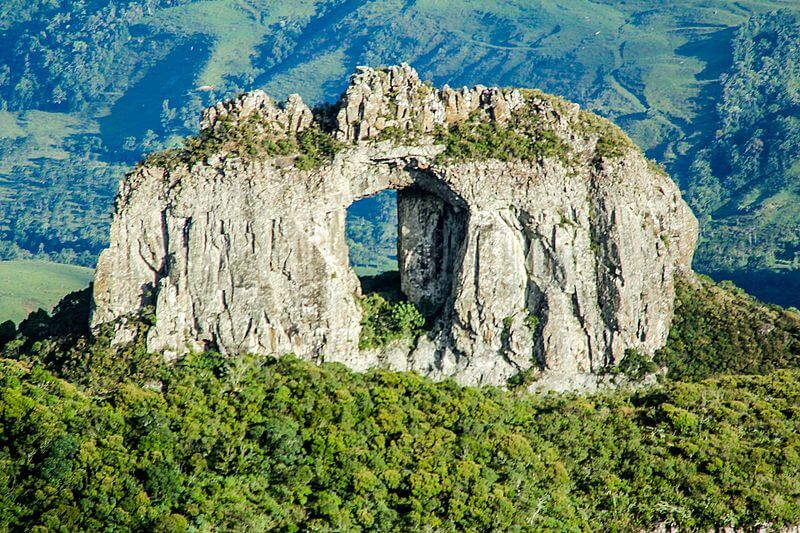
(656, 275, 800, 381)
(374, 90, 634, 167)
(524, 312, 539, 336)
(617, 348, 658, 381)
(507, 366, 542, 389)
(390, 301, 426, 332)
(0, 320, 14, 348)
(358, 293, 425, 350)
(294, 125, 345, 170)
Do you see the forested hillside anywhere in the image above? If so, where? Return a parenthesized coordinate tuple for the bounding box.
(683, 11, 800, 304)
(2, 355, 799, 531)
(1, 275, 800, 530)
(1, 0, 799, 303)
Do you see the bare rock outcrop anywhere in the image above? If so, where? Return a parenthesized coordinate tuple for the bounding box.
(91, 64, 698, 389)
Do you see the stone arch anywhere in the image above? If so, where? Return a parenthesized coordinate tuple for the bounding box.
(346, 165, 471, 321)
(91, 64, 699, 389)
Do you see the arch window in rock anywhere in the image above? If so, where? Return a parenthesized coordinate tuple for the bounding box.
(346, 189, 400, 289)
(345, 180, 470, 318)
(91, 64, 698, 388)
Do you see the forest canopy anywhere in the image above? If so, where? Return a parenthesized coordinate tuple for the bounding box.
(1, 354, 799, 531)
(1, 275, 800, 530)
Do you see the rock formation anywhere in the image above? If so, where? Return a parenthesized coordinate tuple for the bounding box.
(91, 64, 698, 389)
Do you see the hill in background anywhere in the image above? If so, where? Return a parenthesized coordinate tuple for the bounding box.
(1, 1, 799, 305)
(0, 260, 92, 324)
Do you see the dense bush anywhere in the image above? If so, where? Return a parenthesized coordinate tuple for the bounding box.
(1, 287, 163, 392)
(656, 275, 800, 381)
(1, 353, 799, 531)
(433, 118, 567, 163)
(358, 293, 426, 350)
(425, 92, 633, 166)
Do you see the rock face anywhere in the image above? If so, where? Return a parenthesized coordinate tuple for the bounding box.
(91, 64, 698, 389)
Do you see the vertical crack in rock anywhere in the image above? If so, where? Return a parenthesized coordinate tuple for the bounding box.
(91, 64, 699, 390)
(518, 210, 545, 371)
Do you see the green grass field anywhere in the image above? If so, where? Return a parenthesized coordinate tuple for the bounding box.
(0, 260, 93, 324)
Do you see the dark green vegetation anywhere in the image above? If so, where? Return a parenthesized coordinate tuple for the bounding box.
(1, 288, 162, 392)
(656, 276, 800, 382)
(146, 116, 342, 171)
(3, 0, 800, 306)
(358, 294, 425, 350)
(432, 104, 570, 164)
(1, 331, 799, 530)
(356, 271, 426, 350)
(417, 90, 609, 165)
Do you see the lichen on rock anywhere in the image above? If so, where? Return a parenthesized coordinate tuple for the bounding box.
(91, 64, 698, 390)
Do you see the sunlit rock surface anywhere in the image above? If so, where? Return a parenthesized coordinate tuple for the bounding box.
(92, 64, 698, 389)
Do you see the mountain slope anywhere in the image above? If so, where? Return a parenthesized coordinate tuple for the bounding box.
(684, 11, 800, 294)
(1, 1, 799, 304)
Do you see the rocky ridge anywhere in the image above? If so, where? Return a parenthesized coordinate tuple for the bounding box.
(91, 64, 698, 389)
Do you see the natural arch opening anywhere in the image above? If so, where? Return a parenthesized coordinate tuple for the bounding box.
(346, 189, 402, 298)
(345, 180, 469, 351)
(345, 181, 469, 318)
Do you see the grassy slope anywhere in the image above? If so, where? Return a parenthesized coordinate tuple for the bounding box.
(145, 0, 320, 88)
(0, 111, 89, 173)
(0, 260, 92, 324)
